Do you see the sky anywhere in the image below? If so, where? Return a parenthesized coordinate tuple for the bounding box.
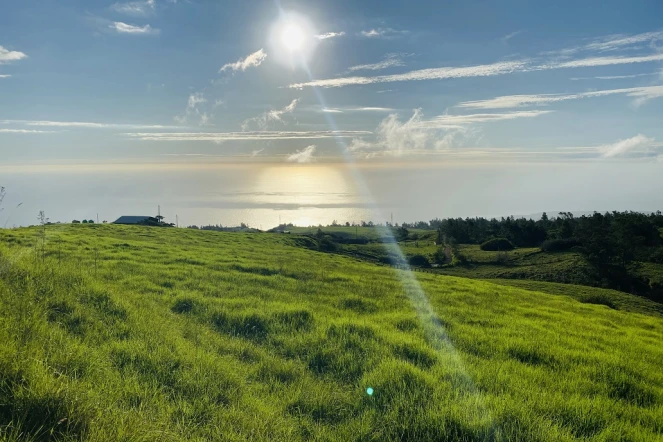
(1, 0, 663, 226)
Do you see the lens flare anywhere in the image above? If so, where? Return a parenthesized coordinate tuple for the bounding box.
(281, 23, 304, 52)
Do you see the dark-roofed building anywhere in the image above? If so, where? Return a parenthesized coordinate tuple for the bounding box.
(113, 216, 158, 225)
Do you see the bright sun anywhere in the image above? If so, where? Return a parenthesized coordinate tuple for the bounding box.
(281, 23, 305, 52)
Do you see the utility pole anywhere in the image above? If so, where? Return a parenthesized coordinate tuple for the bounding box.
(158, 205, 161, 224)
(97, 213, 99, 224)
(176, 214, 178, 228)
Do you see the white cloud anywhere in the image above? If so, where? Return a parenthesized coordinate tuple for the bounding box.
(111, 0, 155, 16)
(584, 31, 663, 52)
(110, 21, 159, 35)
(599, 134, 655, 158)
(360, 28, 406, 39)
(219, 49, 267, 72)
(1, 119, 179, 129)
(418, 110, 553, 129)
(570, 73, 656, 80)
(545, 53, 663, 69)
(317, 106, 394, 113)
(501, 30, 524, 43)
(457, 86, 663, 109)
(174, 92, 209, 125)
(0, 45, 27, 64)
(125, 130, 371, 141)
(0, 129, 57, 134)
(347, 54, 406, 72)
(251, 148, 265, 157)
(290, 60, 527, 88)
(315, 32, 345, 40)
(290, 28, 663, 89)
(347, 109, 549, 156)
(286, 145, 316, 163)
(242, 98, 300, 131)
(0, 74, 11, 78)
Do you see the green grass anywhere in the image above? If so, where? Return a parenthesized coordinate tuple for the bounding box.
(0, 224, 662, 441)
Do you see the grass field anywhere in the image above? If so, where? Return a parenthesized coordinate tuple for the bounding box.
(0, 225, 662, 441)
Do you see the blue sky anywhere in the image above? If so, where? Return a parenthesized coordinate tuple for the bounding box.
(1, 0, 663, 166)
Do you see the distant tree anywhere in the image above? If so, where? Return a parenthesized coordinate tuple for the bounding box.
(345, 221, 350, 227)
(72, 220, 81, 224)
(82, 220, 88, 224)
(395, 226, 409, 242)
(408, 254, 430, 267)
(88, 219, 94, 224)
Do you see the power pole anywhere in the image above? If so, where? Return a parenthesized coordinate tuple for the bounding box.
(176, 214, 179, 228)
(97, 213, 99, 223)
(158, 205, 161, 224)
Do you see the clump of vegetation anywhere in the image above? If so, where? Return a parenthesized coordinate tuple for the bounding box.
(540, 238, 580, 252)
(408, 254, 430, 267)
(480, 238, 515, 251)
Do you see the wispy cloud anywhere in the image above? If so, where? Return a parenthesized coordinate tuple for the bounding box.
(457, 86, 663, 109)
(360, 28, 406, 39)
(0, 45, 27, 64)
(290, 60, 527, 88)
(318, 106, 395, 113)
(174, 92, 208, 125)
(347, 53, 407, 72)
(286, 145, 316, 163)
(315, 31, 345, 40)
(599, 134, 656, 158)
(570, 73, 656, 80)
(291, 30, 663, 89)
(1, 119, 179, 129)
(126, 130, 372, 141)
(110, 0, 155, 16)
(0, 74, 11, 79)
(241, 98, 300, 131)
(219, 49, 267, 73)
(348, 109, 550, 156)
(583, 30, 663, 53)
(0, 129, 58, 134)
(501, 30, 524, 43)
(251, 148, 265, 157)
(545, 53, 663, 69)
(110, 21, 159, 35)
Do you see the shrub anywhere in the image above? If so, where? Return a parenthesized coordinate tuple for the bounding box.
(541, 238, 580, 252)
(480, 238, 514, 251)
(649, 246, 663, 263)
(408, 254, 430, 267)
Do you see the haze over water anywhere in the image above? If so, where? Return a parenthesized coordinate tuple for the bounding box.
(3, 161, 662, 228)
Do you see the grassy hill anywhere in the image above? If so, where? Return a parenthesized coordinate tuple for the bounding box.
(0, 225, 662, 441)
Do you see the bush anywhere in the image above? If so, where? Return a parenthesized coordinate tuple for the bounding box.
(408, 254, 430, 267)
(480, 238, 514, 251)
(541, 238, 580, 252)
(648, 246, 663, 263)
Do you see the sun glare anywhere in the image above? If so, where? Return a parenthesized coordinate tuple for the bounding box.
(281, 23, 305, 52)
(269, 13, 316, 66)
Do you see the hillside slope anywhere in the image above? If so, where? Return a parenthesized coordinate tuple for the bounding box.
(0, 225, 662, 441)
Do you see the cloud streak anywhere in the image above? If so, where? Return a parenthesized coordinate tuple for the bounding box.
(290, 60, 527, 88)
(315, 32, 345, 40)
(457, 86, 663, 109)
(110, 0, 155, 16)
(0, 45, 27, 64)
(1, 120, 180, 129)
(347, 54, 406, 72)
(290, 30, 663, 89)
(110, 21, 159, 35)
(125, 130, 372, 141)
(286, 145, 316, 163)
(0, 129, 58, 134)
(220, 49, 267, 72)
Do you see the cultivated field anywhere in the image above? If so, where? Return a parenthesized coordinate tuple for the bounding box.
(0, 225, 662, 441)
